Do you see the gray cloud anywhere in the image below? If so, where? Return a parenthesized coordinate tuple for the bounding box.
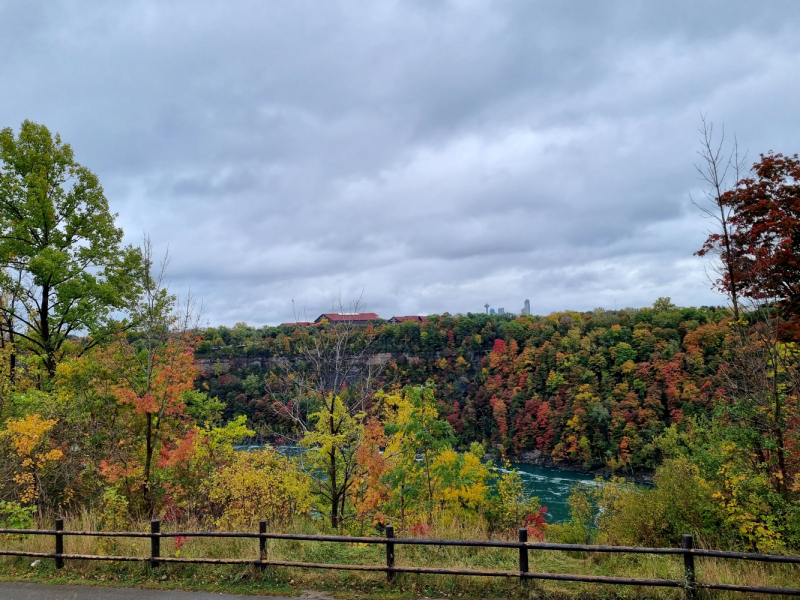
(2, 0, 799, 323)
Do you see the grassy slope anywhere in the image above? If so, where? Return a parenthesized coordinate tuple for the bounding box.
(2, 514, 798, 599)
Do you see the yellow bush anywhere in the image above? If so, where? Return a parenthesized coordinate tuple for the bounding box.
(203, 447, 311, 530)
(3, 414, 63, 504)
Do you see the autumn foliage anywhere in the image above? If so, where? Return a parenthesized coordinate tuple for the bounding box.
(699, 152, 800, 336)
(0, 128, 799, 558)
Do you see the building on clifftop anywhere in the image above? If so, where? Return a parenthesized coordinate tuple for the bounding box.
(387, 315, 425, 324)
(313, 312, 380, 325)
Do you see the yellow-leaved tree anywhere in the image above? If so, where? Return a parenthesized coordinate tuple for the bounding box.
(361, 385, 492, 531)
(301, 394, 364, 529)
(3, 414, 63, 511)
(713, 442, 784, 553)
(432, 444, 491, 512)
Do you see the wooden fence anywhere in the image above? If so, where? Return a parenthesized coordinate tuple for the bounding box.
(2, 520, 799, 598)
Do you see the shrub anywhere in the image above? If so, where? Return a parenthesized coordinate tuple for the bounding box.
(203, 447, 311, 529)
(562, 458, 723, 548)
(98, 487, 130, 531)
(0, 501, 34, 530)
(598, 457, 720, 547)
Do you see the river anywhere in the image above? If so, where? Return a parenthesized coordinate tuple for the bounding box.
(503, 462, 600, 522)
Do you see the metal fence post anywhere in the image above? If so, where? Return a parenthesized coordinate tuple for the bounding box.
(518, 527, 528, 585)
(683, 534, 696, 600)
(150, 519, 161, 569)
(54, 518, 64, 569)
(259, 520, 267, 572)
(385, 524, 395, 583)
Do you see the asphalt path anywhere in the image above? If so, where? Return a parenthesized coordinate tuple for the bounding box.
(0, 582, 303, 599)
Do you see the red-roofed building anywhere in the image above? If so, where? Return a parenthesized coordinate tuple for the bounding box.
(387, 315, 425, 324)
(314, 312, 380, 325)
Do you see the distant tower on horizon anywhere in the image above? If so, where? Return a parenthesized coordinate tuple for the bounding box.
(484, 303, 490, 314)
(490, 308, 496, 315)
(522, 299, 531, 315)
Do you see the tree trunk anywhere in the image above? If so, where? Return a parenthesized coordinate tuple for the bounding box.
(400, 485, 406, 529)
(329, 445, 339, 528)
(772, 359, 788, 498)
(40, 282, 56, 379)
(719, 204, 741, 322)
(144, 412, 153, 516)
(775, 427, 788, 497)
(423, 450, 435, 525)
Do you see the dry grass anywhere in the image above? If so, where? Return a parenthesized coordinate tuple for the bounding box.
(1, 513, 798, 599)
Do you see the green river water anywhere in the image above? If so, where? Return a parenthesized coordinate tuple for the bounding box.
(505, 463, 600, 522)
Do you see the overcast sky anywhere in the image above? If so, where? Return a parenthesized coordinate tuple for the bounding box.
(2, 1, 799, 325)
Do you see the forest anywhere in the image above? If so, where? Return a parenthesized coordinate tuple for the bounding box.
(199, 301, 729, 473)
(1, 121, 799, 595)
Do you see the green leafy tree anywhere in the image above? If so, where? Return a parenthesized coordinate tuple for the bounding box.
(384, 384, 455, 525)
(652, 297, 677, 312)
(301, 394, 364, 528)
(0, 120, 141, 377)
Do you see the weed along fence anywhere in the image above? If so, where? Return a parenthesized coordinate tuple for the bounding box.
(1, 520, 799, 597)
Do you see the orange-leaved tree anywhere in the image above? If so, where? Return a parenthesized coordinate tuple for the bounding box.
(94, 237, 201, 516)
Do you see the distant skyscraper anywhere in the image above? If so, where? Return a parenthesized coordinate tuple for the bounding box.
(484, 303, 490, 314)
(489, 308, 496, 315)
(522, 299, 531, 315)
(498, 308, 505, 315)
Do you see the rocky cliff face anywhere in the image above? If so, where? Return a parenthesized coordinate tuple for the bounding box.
(195, 355, 277, 375)
(195, 351, 443, 375)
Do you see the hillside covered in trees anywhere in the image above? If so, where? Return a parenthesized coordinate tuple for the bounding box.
(198, 301, 730, 473)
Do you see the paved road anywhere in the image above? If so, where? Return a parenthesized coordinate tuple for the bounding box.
(0, 582, 300, 599)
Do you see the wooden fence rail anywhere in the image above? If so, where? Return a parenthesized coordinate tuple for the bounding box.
(1, 521, 799, 598)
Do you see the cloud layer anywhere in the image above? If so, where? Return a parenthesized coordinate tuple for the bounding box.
(2, 1, 799, 323)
